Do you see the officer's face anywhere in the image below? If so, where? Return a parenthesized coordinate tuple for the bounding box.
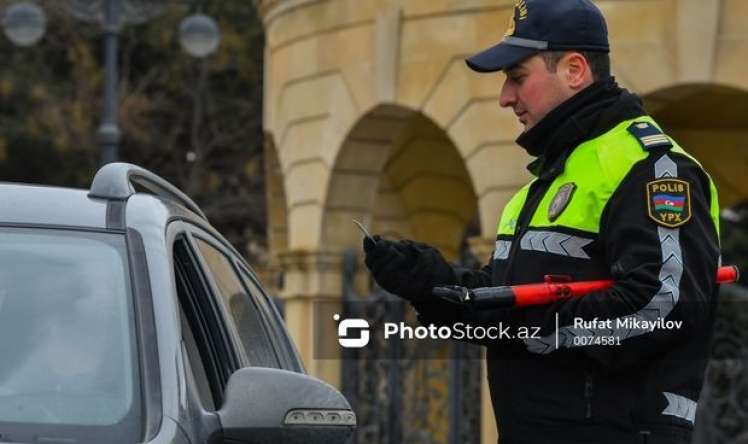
(499, 54, 578, 131)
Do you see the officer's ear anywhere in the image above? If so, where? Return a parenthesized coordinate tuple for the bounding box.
(559, 51, 594, 91)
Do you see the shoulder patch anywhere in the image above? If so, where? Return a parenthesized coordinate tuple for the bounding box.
(628, 121, 673, 151)
(646, 179, 691, 228)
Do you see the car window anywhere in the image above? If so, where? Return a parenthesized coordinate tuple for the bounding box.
(235, 264, 303, 372)
(0, 227, 140, 443)
(173, 237, 234, 409)
(193, 237, 281, 369)
(179, 304, 216, 411)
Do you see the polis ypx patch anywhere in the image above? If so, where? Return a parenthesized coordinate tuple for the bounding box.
(647, 179, 691, 228)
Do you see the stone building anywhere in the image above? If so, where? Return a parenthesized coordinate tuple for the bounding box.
(256, 1, 748, 442)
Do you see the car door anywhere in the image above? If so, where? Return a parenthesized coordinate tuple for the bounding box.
(169, 221, 355, 444)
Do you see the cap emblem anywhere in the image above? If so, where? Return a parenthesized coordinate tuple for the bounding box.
(517, 0, 528, 20)
(505, 0, 528, 37)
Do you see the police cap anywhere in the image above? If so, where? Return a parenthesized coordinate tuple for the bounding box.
(466, 0, 610, 73)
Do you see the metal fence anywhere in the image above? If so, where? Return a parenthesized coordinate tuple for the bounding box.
(340, 251, 483, 444)
(694, 284, 748, 444)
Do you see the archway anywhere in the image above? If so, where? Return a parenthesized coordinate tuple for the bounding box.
(264, 133, 289, 255)
(323, 104, 479, 261)
(327, 104, 482, 443)
(262, 133, 288, 294)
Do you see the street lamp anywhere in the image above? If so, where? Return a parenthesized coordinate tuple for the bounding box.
(1, 2, 45, 46)
(1, 1, 222, 166)
(179, 13, 220, 58)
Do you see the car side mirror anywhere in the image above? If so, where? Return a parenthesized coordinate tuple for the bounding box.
(217, 367, 356, 444)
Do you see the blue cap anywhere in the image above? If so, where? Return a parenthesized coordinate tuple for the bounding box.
(466, 0, 609, 73)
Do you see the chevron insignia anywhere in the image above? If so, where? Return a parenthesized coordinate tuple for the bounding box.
(519, 230, 593, 259)
(627, 121, 672, 150)
(662, 392, 697, 424)
(493, 240, 511, 260)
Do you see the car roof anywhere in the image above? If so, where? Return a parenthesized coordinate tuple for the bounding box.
(0, 182, 110, 228)
(0, 163, 207, 231)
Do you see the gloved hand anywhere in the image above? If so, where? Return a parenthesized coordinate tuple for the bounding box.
(363, 235, 456, 301)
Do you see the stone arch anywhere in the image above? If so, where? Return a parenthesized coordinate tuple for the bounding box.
(322, 104, 478, 261)
(644, 83, 748, 207)
(264, 133, 289, 257)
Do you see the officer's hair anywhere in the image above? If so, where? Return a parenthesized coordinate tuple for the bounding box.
(540, 51, 611, 81)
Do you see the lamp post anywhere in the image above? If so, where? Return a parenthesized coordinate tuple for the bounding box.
(99, 0, 122, 165)
(2, 0, 221, 166)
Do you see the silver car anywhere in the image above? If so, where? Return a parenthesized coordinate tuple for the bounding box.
(0, 163, 355, 444)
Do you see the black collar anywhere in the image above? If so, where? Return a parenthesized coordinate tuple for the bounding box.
(517, 77, 646, 180)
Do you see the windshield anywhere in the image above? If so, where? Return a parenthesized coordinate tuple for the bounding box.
(0, 227, 140, 442)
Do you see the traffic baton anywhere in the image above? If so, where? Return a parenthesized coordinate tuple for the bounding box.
(432, 265, 739, 309)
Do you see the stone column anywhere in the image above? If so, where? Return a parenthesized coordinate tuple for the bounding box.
(278, 249, 345, 388)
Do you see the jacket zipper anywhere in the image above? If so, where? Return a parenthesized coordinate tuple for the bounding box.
(584, 373, 594, 419)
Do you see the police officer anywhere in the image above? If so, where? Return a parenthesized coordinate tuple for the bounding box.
(363, 1, 721, 443)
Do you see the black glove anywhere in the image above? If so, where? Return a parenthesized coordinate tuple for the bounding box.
(363, 235, 407, 294)
(363, 235, 456, 301)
